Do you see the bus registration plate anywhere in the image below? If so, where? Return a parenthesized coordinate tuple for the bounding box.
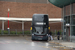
(38, 38, 42, 40)
(38, 36, 43, 37)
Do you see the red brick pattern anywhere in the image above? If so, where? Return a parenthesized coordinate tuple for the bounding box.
(49, 22, 62, 31)
(0, 1, 61, 18)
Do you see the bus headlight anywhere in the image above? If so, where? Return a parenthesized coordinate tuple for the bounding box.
(48, 27, 50, 30)
(30, 27, 32, 30)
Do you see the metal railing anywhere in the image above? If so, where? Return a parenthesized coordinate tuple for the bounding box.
(0, 29, 31, 35)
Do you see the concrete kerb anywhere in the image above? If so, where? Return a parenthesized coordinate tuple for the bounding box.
(0, 35, 31, 37)
(49, 40, 61, 45)
(49, 40, 75, 49)
(60, 42, 75, 48)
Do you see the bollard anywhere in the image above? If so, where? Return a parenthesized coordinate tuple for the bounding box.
(22, 30, 24, 35)
(7, 28, 10, 35)
(15, 29, 17, 35)
(1, 30, 4, 35)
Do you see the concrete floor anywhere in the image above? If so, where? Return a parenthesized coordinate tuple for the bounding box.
(0, 36, 73, 50)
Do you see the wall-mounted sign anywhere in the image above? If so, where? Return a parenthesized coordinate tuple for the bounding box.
(66, 23, 70, 26)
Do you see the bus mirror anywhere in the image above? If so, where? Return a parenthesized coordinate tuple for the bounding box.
(30, 27, 32, 30)
(48, 27, 50, 30)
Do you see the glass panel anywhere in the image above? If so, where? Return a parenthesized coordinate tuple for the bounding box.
(64, 16, 70, 26)
(71, 15, 75, 25)
(64, 17, 67, 25)
(71, 26, 75, 42)
(71, 26, 75, 36)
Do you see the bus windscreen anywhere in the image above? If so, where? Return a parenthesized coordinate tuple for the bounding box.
(33, 15, 48, 27)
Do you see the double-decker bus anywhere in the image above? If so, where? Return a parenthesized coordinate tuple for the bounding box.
(30, 14, 50, 41)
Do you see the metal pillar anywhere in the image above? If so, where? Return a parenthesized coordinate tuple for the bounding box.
(7, 8, 10, 35)
(22, 21, 24, 35)
(15, 29, 17, 35)
(70, 3, 72, 42)
(2, 20, 4, 30)
(7, 28, 10, 35)
(62, 7, 65, 40)
(2, 20, 4, 35)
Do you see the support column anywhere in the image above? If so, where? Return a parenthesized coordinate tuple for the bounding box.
(22, 21, 24, 35)
(7, 8, 10, 35)
(2, 20, 4, 35)
(62, 7, 65, 40)
(2, 20, 4, 30)
(70, 3, 73, 42)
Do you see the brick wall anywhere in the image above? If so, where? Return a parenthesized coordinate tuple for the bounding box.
(49, 22, 62, 31)
(0, 1, 62, 30)
(0, 1, 61, 18)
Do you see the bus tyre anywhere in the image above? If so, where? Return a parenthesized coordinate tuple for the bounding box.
(32, 39, 34, 41)
(46, 38, 48, 41)
(46, 40, 48, 42)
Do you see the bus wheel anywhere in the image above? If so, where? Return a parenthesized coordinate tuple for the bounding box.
(46, 40, 48, 42)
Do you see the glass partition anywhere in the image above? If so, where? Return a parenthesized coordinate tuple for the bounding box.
(64, 16, 70, 26)
(71, 15, 75, 25)
(71, 26, 75, 36)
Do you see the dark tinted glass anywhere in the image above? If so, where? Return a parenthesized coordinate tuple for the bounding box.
(32, 15, 48, 27)
(44, 15, 48, 26)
